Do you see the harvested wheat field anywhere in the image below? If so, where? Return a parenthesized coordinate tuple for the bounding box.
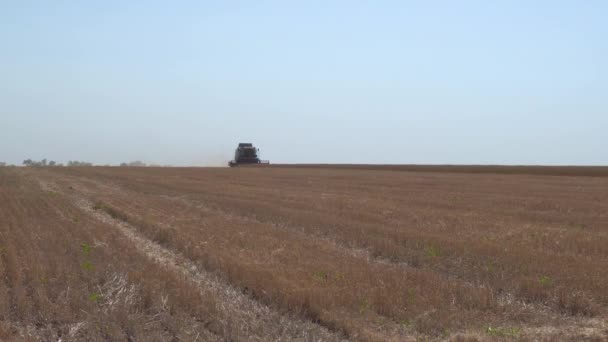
(1, 165, 607, 341)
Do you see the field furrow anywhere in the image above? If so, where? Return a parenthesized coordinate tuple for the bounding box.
(36, 176, 342, 341)
(17, 166, 607, 341)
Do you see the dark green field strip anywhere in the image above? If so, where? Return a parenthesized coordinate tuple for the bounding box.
(267, 164, 608, 177)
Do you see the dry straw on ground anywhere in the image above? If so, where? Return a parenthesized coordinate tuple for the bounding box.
(1, 165, 607, 341)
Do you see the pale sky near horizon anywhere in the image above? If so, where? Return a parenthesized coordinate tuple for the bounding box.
(1, 1, 607, 166)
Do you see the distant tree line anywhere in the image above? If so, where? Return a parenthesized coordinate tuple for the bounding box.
(22, 159, 59, 167)
(22, 159, 94, 167)
(67, 160, 93, 167)
(119, 161, 169, 167)
(17, 159, 166, 167)
(120, 160, 147, 167)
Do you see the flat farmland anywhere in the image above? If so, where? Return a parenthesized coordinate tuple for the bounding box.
(1, 166, 607, 341)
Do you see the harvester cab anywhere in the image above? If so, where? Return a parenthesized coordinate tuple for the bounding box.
(228, 143, 270, 167)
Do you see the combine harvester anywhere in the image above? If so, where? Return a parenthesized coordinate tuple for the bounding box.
(228, 143, 270, 167)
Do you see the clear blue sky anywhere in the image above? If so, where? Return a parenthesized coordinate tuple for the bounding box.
(1, 1, 606, 165)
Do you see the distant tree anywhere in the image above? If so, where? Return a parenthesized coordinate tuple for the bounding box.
(0, 162, 6, 167)
(132, 160, 146, 167)
(120, 163, 128, 167)
(121, 160, 147, 167)
(23, 159, 56, 167)
(67, 160, 93, 167)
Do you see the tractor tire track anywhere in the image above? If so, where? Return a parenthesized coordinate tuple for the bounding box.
(36, 177, 344, 342)
(34, 170, 608, 341)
